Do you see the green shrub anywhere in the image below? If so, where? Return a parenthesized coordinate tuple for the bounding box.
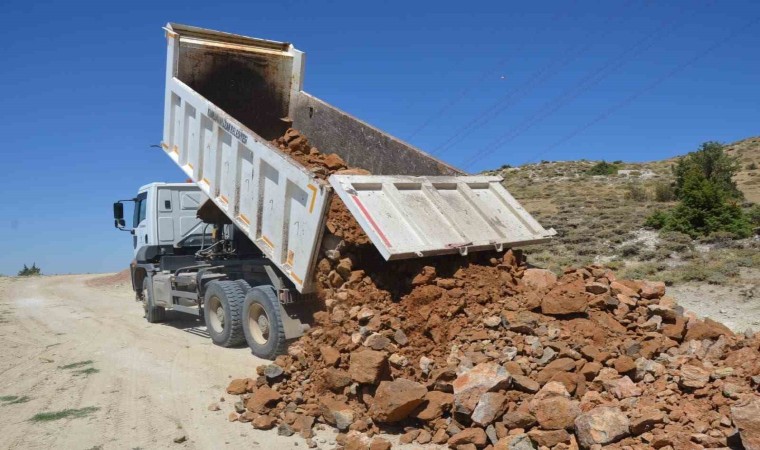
(747, 204, 760, 226)
(645, 210, 669, 229)
(657, 231, 694, 253)
(624, 183, 648, 202)
(619, 243, 640, 257)
(17, 263, 41, 277)
(673, 141, 742, 200)
(587, 161, 619, 176)
(654, 181, 676, 202)
(647, 142, 752, 238)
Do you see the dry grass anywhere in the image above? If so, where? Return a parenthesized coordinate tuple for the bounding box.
(488, 137, 759, 287)
(725, 136, 760, 204)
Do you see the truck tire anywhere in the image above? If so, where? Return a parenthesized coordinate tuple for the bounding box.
(242, 286, 287, 360)
(203, 280, 246, 347)
(236, 279, 251, 293)
(143, 279, 166, 323)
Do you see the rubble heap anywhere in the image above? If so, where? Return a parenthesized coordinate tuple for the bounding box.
(219, 130, 760, 450)
(272, 128, 369, 245)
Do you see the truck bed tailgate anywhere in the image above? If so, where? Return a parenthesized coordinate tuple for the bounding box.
(329, 175, 556, 260)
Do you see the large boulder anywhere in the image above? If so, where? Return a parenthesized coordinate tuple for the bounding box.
(370, 378, 427, 423)
(319, 397, 354, 431)
(574, 406, 630, 448)
(348, 349, 390, 384)
(471, 392, 509, 426)
(245, 386, 282, 413)
(679, 364, 711, 390)
(541, 279, 588, 315)
(452, 363, 512, 415)
(521, 268, 557, 291)
(637, 280, 665, 299)
(529, 382, 580, 431)
(685, 318, 734, 341)
(414, 390, 454, 421)
(732, 396, 760, 450)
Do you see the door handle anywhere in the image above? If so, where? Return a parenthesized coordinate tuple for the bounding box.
(144, 235, 148, 243)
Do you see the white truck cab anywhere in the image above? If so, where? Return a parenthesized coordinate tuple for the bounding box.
(125, 182, 208, 259)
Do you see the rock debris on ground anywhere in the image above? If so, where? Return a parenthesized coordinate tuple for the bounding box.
(217, 130, 760, 450)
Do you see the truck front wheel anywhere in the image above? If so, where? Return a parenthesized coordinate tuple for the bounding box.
(143, 278, 166, 323)
(242, 286, 287, 360)
(203, 281, 246, 347)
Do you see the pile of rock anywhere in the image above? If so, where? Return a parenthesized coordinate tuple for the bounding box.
(219, 129, 760, 449)
(223, 247, 760, 449)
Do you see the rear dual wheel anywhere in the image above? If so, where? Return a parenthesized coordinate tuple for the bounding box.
(203, 281, 246, 347)
(202, 280, 287, 359)
(242, 286, 287, 360)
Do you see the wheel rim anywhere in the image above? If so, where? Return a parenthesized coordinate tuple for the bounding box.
(248, 303, 270, 345)
(207, 296, 224, 333)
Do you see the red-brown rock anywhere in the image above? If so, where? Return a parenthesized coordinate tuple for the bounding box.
(452, 363, 512, 415)
(414, 390, 454, 421)
(522, 268, 557, 291)
(638, 280, 665, 299)
(246, 386, 282, 413)
(684, 318, 734, 341)
(732, 396, 760, 450)
(371, 378, 427, 423)
(412, 266, 436, 286)
(528, 428, 570, 447)
(541, 279, 588, 315)
(574, 406, 630, 448)
(226, 378, 250, 395)
(471, 392, 509, 426)
(348, 349, 389, 384)
(251, 414, 277, 430)
(448, 427, 488, 447)
(320, 345, 341, 367)
(319, 397, 354, 431)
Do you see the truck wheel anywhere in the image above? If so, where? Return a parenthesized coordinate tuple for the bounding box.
(203, 281, 246, 347)
(143, 281, 166, 323)
(236, 279, 251, 292)
(242, 286, 287, 360)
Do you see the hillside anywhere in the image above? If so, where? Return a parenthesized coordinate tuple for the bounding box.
(725, 136, 760, 204)
(490, 137, 759, 289)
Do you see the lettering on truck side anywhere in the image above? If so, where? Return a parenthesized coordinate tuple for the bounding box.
(208, 108, 248, 144)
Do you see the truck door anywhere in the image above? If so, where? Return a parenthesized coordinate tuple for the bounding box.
(133, 191, 149, 258)
(155, 186, 206, 247)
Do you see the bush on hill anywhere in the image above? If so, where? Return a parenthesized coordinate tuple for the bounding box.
(586, 160, 619, 176)
(646, 142, 752, 238)
(18, 263, 42, 277)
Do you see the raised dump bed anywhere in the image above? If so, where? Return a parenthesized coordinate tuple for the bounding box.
(161, 23, 555, 293)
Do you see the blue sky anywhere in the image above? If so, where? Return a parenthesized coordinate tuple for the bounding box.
(1, 0, 758, 275)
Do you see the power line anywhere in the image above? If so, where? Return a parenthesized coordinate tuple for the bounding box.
(459, 1, 705, 169)
(405, 0, 579, 141)
(467, 14, 760, 170)
(431, 0, 643, 158)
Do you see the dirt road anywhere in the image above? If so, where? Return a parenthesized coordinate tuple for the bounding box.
(0, 274, 334, 449)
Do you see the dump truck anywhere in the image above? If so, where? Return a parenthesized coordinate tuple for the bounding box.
(113, 23, 555, 359)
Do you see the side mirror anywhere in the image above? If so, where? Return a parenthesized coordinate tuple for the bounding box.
(113, 202, 124, 220)
(113, 202, 124, 229)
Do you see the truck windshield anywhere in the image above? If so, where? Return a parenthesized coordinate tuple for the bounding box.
(133, 192, 148, 228)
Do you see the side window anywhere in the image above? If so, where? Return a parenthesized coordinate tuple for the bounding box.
(133, 192, 148, 227)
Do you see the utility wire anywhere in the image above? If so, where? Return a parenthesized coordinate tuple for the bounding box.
(405, 0, 579, 140)
(467, 14, 760, 170)
(430, 0, 644, 157)
(459, 0, 705, 169)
